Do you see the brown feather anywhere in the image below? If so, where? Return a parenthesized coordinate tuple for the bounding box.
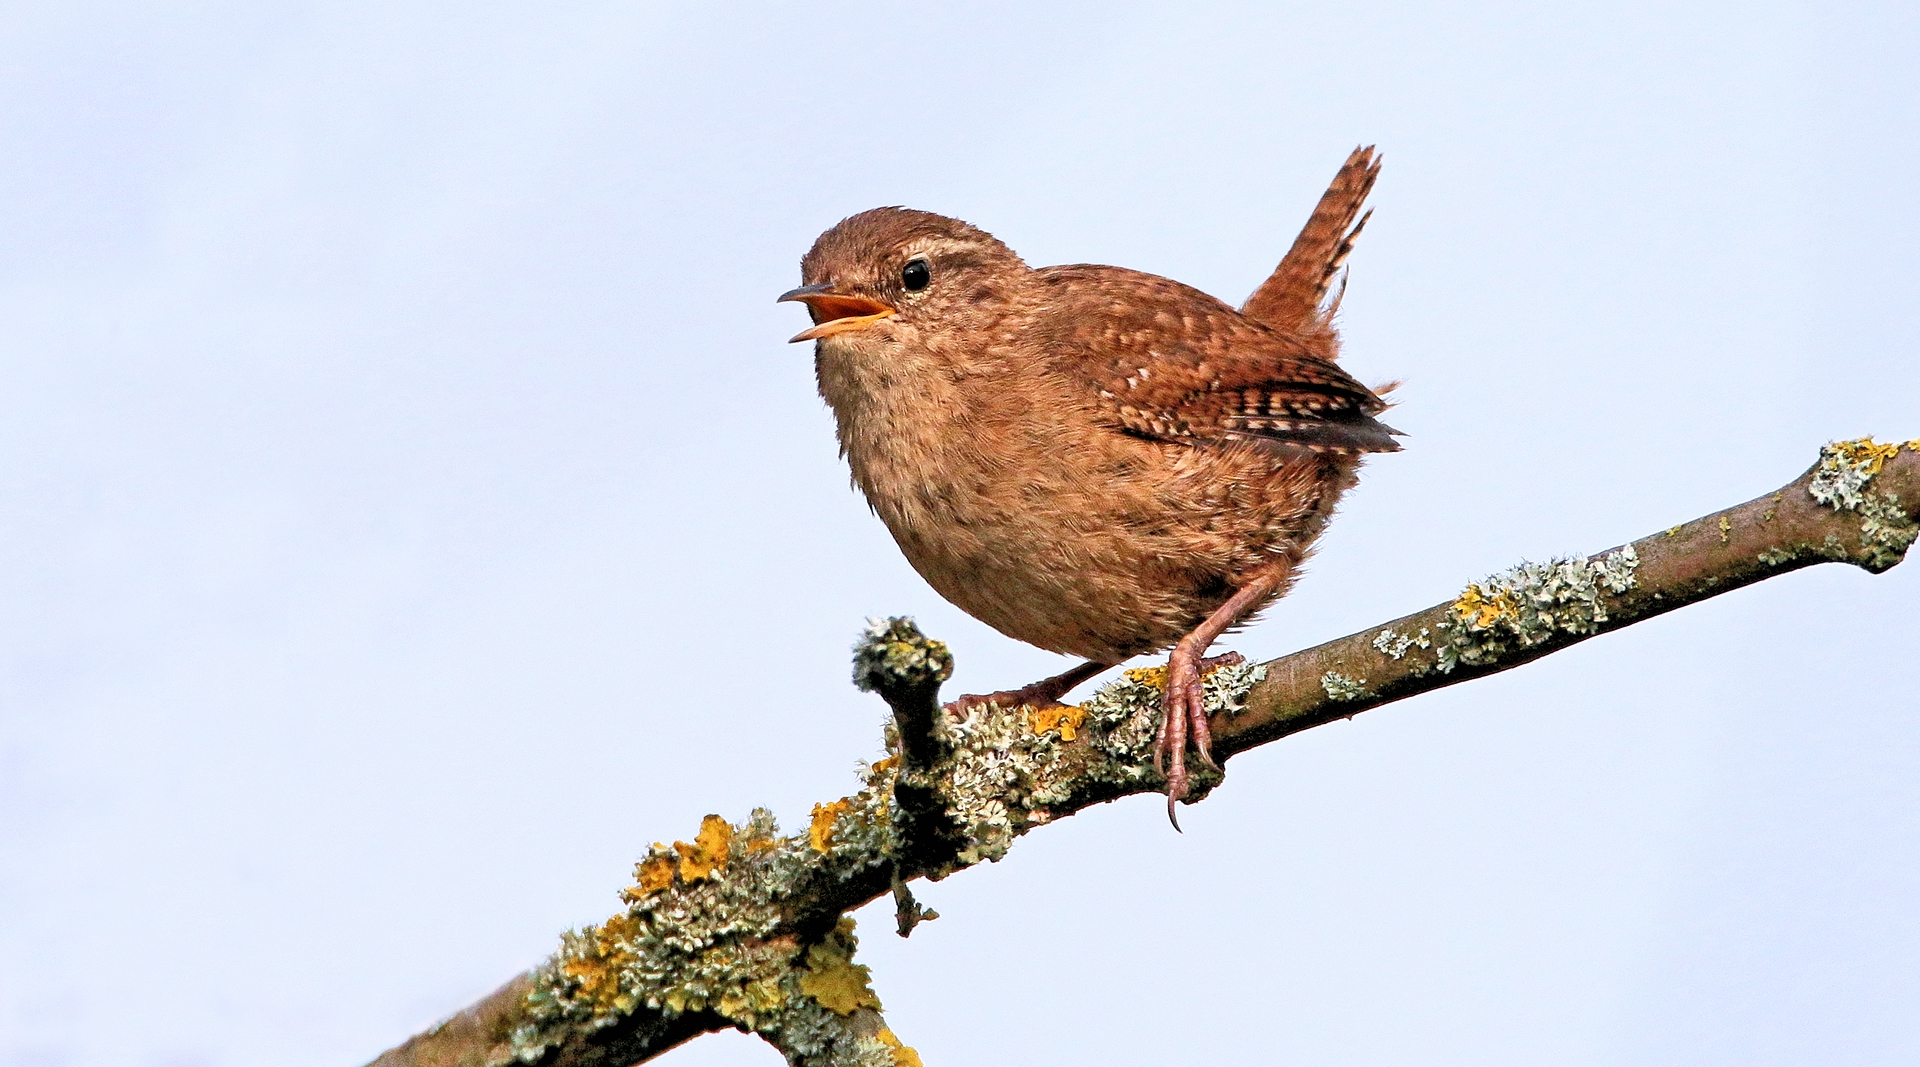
(1032, 265, 1400, 456)
(1239, 145, 1381, 347)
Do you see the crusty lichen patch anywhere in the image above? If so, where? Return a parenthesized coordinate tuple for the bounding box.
(1431, 546, 1639, 673)
(810, 800, 855, 853)
(1371, 627, 1431, 660)
(1808, 438, 1918, 572)
(677, 815, 733, 882)
(513, 806, 915, 1067)
(1810, 439, 1902, 507)
(1856, 495, 1919, 571)
(1320, 671, 1370, 701)
(510, 618, 1269, 1066)
(875, 1027, 924, 1067)
(852, 616, 953, 694)
(926, 650, 1267, 857)
(1028, 704, 1086, 741)
(1756, 546, 1796, 567)
(512, 646, 921, 1067)
(796, 918, 882, 1015)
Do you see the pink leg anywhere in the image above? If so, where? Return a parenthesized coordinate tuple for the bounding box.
(944, 660, 1112, 719)
(1153, 567, 1291, 827)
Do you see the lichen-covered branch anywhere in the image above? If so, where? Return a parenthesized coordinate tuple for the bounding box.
(366, 438, 1919, 1067)
(1210, 437, 1920, 756)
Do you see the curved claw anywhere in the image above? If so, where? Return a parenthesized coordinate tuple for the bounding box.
(1155, 654, 1200, 828)
(1153, 648, 1248, 827)
(1154, 688, 1188, 804)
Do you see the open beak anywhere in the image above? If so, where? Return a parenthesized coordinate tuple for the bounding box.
(777, 282, 896, 343)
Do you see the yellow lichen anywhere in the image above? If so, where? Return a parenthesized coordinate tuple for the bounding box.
(1666, 524, 1683, 537)
(1124, 665, 1168, 687)
(1719, 515, 1732, 543)
(1833, 438, 1902, 475)
(809, 799, 853, 853)
(870, 756, 900, 775)
(560, 912, 642, 1015)
(1122, 658, 1248, 690)
(876, 1028, 924, 1067)
(676, 814, 733, 882)
(716, 974, 786, 1024)
(737, 815, 782, 855)
(714, 967, 787, 1028)
(1452, 583, 1518, 630)
(1028, 704, 1086, 740)
(1907, 438, 1920, 452)
(632, 852, 675, 897)
(797, 919, 882, 1015)
(662, 987, 705, 1014)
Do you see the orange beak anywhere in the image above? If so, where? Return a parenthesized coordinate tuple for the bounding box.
(777, 283, 896, 343)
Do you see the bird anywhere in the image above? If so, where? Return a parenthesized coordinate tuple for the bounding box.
(780, 147, 1400, 822)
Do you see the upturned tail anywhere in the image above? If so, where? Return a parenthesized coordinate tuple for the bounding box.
(1240, 145, 1381, 349)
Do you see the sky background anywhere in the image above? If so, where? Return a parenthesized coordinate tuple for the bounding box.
(2, 2, 1917, 1065)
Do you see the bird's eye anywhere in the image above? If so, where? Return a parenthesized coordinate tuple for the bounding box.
(901, 259, 931, 292)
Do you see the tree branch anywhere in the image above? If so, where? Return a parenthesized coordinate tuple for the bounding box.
(1216, 436, 1920, 757)
(366, 439, 1918, 1067)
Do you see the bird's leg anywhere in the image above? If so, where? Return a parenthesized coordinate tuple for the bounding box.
(943, 659, 1112, 719)
(1154, 567, 1291, 826)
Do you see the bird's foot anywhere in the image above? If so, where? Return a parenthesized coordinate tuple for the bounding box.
(1150, 650, 1246, 829)
(942, 660, 1111, 720)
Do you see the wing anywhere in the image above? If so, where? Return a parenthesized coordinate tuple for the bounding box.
(1032, 265, 1401, 457)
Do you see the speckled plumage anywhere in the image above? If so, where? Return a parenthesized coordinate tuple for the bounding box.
(784, 147, 1400, 812)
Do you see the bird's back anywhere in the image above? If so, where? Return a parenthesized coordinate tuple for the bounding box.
(1027, 263, 1400, 459)
(844, 263, 1387, 662)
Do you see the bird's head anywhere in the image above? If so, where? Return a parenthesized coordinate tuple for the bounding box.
(779, 207, 1027, 349)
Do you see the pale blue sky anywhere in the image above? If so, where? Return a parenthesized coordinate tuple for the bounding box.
(2, 3, 1916, 1065)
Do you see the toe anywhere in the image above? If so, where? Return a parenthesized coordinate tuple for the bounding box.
(1189, 692, 1219, 771)
(1163, 747, 1189, 830)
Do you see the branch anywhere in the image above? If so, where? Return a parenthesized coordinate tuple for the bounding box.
(1215, 436, 1920, 757)
(366, 438, 1918, 1067)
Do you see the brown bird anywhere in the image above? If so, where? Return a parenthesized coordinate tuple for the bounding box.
(781, 147, 1399, 821)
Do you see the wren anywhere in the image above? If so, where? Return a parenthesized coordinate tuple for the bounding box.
(781, 147, 1400, 822)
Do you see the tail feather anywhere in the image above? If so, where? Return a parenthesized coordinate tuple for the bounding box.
(1241, 146, 1381, 349)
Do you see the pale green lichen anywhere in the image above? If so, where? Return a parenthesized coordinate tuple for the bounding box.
(1756, 546, 1796, 567)
(508, 618, 1270, 1065)
(765, 997, 902, 1067)
(1857, 493, 1918, 570)
(924, 701, 1032, 864)
(1371, 627, 1431, 660)
(927, 656, 1267, 859)
(1808, 439, 1900, 510)
(512, 807, 804, 1060)
(1806, 438, 1918, 572)
(1069, 661, 1265, 785)
(809, 754, 906, 867)
(1199, 658, 1269, 716)
(1431, 545, 1639, 674)
(852, 616, 953, 693)
(510, 806, 916, 1067)
(1320, 671, 1370, 701)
